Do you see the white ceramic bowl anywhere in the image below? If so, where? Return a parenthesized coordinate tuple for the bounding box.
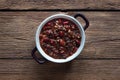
(35, 13, 89, 63)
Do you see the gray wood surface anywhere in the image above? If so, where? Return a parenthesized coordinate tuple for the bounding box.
(0, 60, 120, 80)
(0, 0, 119, 10)
(0, 0, 120, 80)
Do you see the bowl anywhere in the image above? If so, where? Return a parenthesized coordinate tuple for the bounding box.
(32, 13, 89, 64)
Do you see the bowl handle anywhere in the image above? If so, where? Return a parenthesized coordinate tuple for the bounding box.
(31, 47, 46, 64)
(74, 13, 89, 30)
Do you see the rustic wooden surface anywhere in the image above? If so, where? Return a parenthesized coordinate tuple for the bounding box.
(0, 0, 120, 10)
(0, 0, 120, 80)
(0, 60, 120, 80)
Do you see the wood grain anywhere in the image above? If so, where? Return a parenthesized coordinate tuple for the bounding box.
(0, 1, 119, 80)
(0, 12, 120, 59)
(0, 0, 120, 10)
(0, 59, 120, 80)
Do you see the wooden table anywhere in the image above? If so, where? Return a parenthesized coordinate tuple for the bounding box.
(0, 0, 120, 80)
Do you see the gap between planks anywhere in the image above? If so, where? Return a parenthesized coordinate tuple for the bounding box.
(0, 58, 120, 60)
(0, 9, 120, 12)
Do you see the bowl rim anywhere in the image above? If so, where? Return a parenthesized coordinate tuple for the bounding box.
(35, 13, 85, 63)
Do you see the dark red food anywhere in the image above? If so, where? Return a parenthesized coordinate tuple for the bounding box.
(40, 18, 81, 59)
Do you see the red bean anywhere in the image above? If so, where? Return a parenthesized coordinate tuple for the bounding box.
(63, 21, 69, 25)
(59, 39, 66, 46)
(73, 47, 78, 52)
(59, 31, 64, 37)
(58, 19, 62, 24)
(47, 22, 51, 26)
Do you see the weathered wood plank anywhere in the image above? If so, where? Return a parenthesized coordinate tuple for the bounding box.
(0, 12, 120, 59)
(0, 60, 120, 80)
(0, 0, 120, 10)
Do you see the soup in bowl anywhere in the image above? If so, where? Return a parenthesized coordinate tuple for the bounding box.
(40, 18, 81, 59)
(32, 13, 89, 63)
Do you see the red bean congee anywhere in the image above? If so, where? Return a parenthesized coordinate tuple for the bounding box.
(40, 18, 81, 59)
